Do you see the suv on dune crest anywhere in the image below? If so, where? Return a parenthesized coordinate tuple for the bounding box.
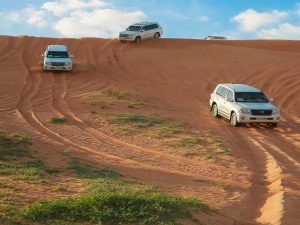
(204, 36, 227, 40)
(209, 84, 280, 127)
(42, 45, 73, 71)
(119, 22, 163, 43)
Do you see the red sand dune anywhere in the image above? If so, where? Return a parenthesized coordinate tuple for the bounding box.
(0, 36, 300, 225)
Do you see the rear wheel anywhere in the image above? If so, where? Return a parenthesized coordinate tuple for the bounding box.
(154, 32, 160, 39)
(230, 112, 240, 127)
(268, 122, 278, 128)
(212, 104, 220, 118)
(135, 36, 141, 43)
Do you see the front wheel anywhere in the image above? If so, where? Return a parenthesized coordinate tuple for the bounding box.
(154, 32, 160, 39)
(268, 123, 278, 128)
(135, 36, 141, 43)
(230, 112, 240, 127)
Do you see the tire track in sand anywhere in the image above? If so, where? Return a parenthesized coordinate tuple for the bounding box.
(49, 72, 244, 185)
(15, 46, 157, 170)
(246, 135, 284, 225)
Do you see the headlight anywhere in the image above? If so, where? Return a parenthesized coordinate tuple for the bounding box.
(66, 62, 71, 66)
(272, 109, 279, 115)
(239, 108, 251, 114)
(45, 62, 51, 65)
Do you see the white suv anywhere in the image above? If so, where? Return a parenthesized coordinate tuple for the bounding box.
(209, 84, 280, 127)
(119, 22, 163, 43)
(42, 45, 73, 71)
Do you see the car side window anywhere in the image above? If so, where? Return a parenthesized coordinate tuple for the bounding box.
(221, 88, 229, 99)
(152, 24, 158, 29)
(144, 25, 151, 31)
(227, 90, 234, 101)
(216, 86, 224, 96)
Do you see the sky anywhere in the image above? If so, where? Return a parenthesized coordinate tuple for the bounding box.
(0, 0, 300, 39)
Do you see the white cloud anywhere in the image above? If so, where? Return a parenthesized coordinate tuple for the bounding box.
(257, 23, 300, 39)
(25, 7, 48, 27)
(7, 12, 21, 22)
(3, 6, 48, 27)
(232, 9, 288, 32)
(54, 9, 146, 37)
(165, 11, 190, 20)
(0, 0, 147, 37)
(198, 15, 209, 22)
(42, 0, 110, 17)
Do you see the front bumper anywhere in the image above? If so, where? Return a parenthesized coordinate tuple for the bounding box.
(119, 36, 136, 41)
(43, 65, 72, 71)
(237, 113, 280, 123)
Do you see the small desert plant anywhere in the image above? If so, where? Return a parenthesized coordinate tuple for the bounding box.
(109, 113, 163, 128)
(180, 136, 201, 147)
(104, 89, 129, 99)
(156, 123, 183, 136)
(128, 99, 144, 108)
(212, 136, 231, 155)
(50, 117, 66, 124)
(0, 130, 31, 159)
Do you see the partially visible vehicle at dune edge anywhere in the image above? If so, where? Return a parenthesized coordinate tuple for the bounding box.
(210, 84, 280, 127)
(42, 45, 73, 71)
(204, 36, 227, 40)
(119, 22, 163, 43)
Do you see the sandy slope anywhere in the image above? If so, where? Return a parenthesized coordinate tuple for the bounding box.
(0, 36, 300, 225)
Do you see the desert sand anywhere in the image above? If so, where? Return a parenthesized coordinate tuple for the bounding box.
(0, 36, 300, 225)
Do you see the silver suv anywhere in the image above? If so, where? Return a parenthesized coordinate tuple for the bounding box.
(119, 22, 163, 43)
(42, 45, 73, 71)
(209, 84, 280, 127)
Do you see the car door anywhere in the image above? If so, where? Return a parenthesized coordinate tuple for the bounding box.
(218, 87, 229, 118)
(141, 25, 151, 40)
(149, 24, 157, 37)
(223, 90, 234, 118)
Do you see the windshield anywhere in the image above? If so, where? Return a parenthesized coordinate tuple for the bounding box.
(126, 26, 141, 32)
(235, 92, 269, 103)
(47, 51, 69, 58)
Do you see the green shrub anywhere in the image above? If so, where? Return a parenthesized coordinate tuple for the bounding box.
(0, 131, 31, 159)
(0, 161, 46, 182)
(21, 192, 209, 224)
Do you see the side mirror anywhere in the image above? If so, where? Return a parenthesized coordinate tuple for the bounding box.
(269, 98, 274, 102)
(70, 55, 74, 58)
(41, 54, 44, 57)
(141, 29, 145, 32)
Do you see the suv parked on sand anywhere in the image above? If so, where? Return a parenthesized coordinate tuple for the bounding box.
(119, 22, 163, 43)
(204, 36, 227, 40)
(209, 84, 280, 127)
(42, 45, 73, 71)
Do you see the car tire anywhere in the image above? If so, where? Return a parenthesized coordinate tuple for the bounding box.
(212, 104, 220, 118)
(268, 123, 278, 128)
(135, 36, 141, 43)
(154, 32, 160, 39)
(230, 112, 240, 127)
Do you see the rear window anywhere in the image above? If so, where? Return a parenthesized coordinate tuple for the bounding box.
(47, 51, 69, 58)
